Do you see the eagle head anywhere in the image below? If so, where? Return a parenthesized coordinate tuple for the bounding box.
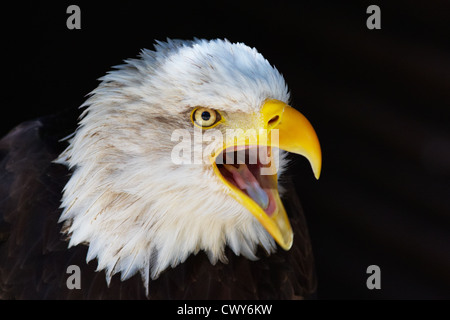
(56, 39, 321, 293)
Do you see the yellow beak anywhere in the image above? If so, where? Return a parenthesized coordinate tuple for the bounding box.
(211, 99, 322, 250)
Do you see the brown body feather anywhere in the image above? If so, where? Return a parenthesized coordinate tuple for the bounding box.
(0, 114, 315, 299)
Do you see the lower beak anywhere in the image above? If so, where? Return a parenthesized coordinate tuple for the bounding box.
(211, 99, 322, 250)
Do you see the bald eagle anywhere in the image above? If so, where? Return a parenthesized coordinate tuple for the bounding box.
(0, 39, 321, 299)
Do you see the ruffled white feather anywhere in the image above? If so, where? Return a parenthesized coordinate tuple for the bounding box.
(56, 39, 290, 294)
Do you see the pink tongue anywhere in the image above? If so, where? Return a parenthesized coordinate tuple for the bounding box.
(223, 164, 269, 210)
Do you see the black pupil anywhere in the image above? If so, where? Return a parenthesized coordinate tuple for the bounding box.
(201, 111, 211, 121)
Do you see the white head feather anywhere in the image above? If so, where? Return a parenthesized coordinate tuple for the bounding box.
(56, 39, 291, 293)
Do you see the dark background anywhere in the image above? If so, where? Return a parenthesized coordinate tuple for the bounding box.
(2, 1, 449, 299)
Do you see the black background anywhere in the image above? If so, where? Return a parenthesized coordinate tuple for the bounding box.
(2, 1, 450, 299)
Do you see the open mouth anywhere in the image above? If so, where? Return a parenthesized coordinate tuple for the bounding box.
(215, 146, 277, 216)
(207, 99, 321, 250)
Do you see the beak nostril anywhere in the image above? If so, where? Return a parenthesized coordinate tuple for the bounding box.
(268, 115, 280, 127)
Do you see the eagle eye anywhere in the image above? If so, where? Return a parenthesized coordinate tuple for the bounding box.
(191, 107, 222, 129)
